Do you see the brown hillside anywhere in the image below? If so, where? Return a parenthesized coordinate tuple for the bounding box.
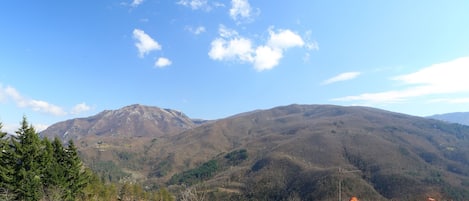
(41, 104, 469, 200)
(41, 104, 198, 141)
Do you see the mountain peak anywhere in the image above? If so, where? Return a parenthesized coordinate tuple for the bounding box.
(41, 104, 199, 141)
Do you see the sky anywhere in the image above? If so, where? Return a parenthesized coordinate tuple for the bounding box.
(1, 0, 469, 133)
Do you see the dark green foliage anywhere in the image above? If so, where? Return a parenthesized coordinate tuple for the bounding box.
(0, 123, 13, 192)
(64, 140, 90, 200)
(0, 118, 90, 200)
(11, 116, 44, 200)
(0, 130, 15, 200)
(151, 160, 172, 177)
(169, 159, 219, 185)
(224, 149, 248, 165)
(251, 158, 270, 172)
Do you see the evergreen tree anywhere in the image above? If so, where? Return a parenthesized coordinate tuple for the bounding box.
(0, 122, 14, 198)
(0, 123, 10, 183)
(51, 137, 68, 186)
(11, 116, 44, 201)
(2, 117, 95, 200)
(64, 139, 89, 200)
(41, 137, 66, 198)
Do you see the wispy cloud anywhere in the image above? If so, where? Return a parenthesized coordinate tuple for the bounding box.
(0, 85, 66, 116)
(185, 26, 206, 35)
(304, 30, 319, 51)
(1, 85, 92, 116)
(71, 102, 91, 115)
(322, 72, 361, 85)
(155, 57, 172, 68)
(131, 0, 144, 7)
(208, 25, 305, 71)
(177, 0, 210, 10)
(229, 0, 258, 23)
(133, 29, 161, 58)
(429, 98, 469, 104)
(1, 123, 18, 134)
(333, 56, 469, 103)
(2, 122, 49, 134)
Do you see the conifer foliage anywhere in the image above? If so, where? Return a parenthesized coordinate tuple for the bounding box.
(0, 117, 90, 200)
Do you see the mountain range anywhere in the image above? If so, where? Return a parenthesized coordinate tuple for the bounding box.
(429, 112, 469, 126)
(40, 104, 469, 201)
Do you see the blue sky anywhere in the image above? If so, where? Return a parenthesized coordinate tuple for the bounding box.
(1, 0, 469, 133)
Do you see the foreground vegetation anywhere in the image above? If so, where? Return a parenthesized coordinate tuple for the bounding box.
(0, 118, 174, 201)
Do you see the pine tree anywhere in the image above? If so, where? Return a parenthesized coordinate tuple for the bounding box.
(0, 122, 15, 199)
(0, 123, 11, 183)
(41, 137, 67, 198)
(51, 137, 68, 186)
(11, 116, 44, 201)
(64, 139, 89, 200)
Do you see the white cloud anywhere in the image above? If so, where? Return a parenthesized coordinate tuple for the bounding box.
(304, 30, 319, 51)
(1, 123, 49, 134)
(133, 29, 161, 58)
(155, 57, 172, 68)
(218, 25, 238, 38)
(177, 0, 210, 10)
(208, 26, 306, 71)
(229, 0, 258, 23)
(333, 90, 408, 103)
(1, 123, 18, 134)
(254, 46, 282, 71)
(213, 2, 225, 7)
(393, 57, 469, 93)
(322, 72, 361, 85)
(0, 85, 66, 116)
(131, 0, 144, 7)
(186, 26, 206, 35)
(208, 38, 253, 62)
(28, 100, 66, 116)
(71, 102, 91, 115)
(208, 26, 253, 62)
(0, 85, 94, 116)
(305, 41, 319, 51)
(429, 98, 469, 104)
(267, 29, 305, 49)
(4, 86, 21, 101)
(333, 56, 469, 103)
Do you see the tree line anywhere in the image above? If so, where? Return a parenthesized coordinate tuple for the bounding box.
(0, 117, 88, 200)
(0, 117, 175, 201)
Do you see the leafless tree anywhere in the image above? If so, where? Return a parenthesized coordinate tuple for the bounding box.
(178, 186, 206, 201)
